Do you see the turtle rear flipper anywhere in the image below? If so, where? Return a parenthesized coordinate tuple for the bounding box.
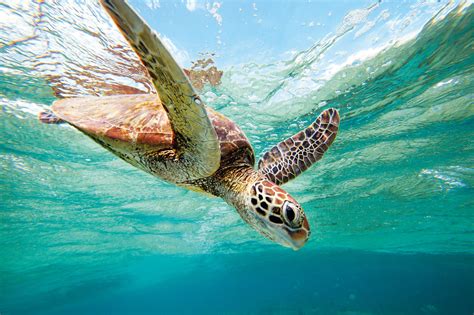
(39, 109, 65, 124)
(101, 0, 220, 180)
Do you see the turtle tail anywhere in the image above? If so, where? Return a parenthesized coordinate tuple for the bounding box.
(39, 109, 65, 124)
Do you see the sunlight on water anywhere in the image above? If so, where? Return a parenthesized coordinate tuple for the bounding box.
(1, 1, 473, 314)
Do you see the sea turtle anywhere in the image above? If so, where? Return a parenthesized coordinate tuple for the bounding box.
(39, 0, 340, 250)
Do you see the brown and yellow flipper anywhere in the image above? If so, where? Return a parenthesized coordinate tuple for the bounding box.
(258, 108, 340, 185)
(100, 0, 220, 179)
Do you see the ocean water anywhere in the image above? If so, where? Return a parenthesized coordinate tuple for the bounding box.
(1, 1, 473, 314)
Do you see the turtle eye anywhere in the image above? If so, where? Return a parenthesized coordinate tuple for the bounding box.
(283, 201, 301, 227)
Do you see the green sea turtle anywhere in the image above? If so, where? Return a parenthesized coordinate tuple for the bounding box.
(39, 0, 340, 250)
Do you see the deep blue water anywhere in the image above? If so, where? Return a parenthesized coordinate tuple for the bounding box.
(3, 251, 474, 314)
(1, 1, 473, 314)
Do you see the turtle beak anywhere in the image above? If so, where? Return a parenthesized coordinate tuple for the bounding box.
(286, 228, 309, 250)
(290, 233, 309, 250)
(275, 233, 307, 250)
(250, 208, 310, 250)
(272, 224, 309, 250)
(282, 217, 310, 250)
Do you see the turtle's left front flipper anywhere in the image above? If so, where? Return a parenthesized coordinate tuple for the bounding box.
(101, 0, 220, 179)
(258, 108, 340, 185)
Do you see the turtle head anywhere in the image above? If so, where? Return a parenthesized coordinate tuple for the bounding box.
(245, 180, 310, 250)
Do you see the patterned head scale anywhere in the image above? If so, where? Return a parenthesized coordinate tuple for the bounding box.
(248, 180, 310, 249)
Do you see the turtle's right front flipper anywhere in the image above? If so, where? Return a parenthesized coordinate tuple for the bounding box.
(100, 0, 220, 180)
(258, 108, 340, 185)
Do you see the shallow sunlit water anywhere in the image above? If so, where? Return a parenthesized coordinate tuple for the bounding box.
(1, 1, 473, 314)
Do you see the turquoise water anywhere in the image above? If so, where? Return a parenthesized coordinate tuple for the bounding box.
(1, 1, 473, 314)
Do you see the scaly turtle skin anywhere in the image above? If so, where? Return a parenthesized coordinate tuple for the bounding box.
(40, 0, 340, 250)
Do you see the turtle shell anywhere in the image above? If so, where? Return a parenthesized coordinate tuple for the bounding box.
(52, 94, 255, 173)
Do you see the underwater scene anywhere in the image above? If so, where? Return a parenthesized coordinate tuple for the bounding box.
(1, 0, 473, 314)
